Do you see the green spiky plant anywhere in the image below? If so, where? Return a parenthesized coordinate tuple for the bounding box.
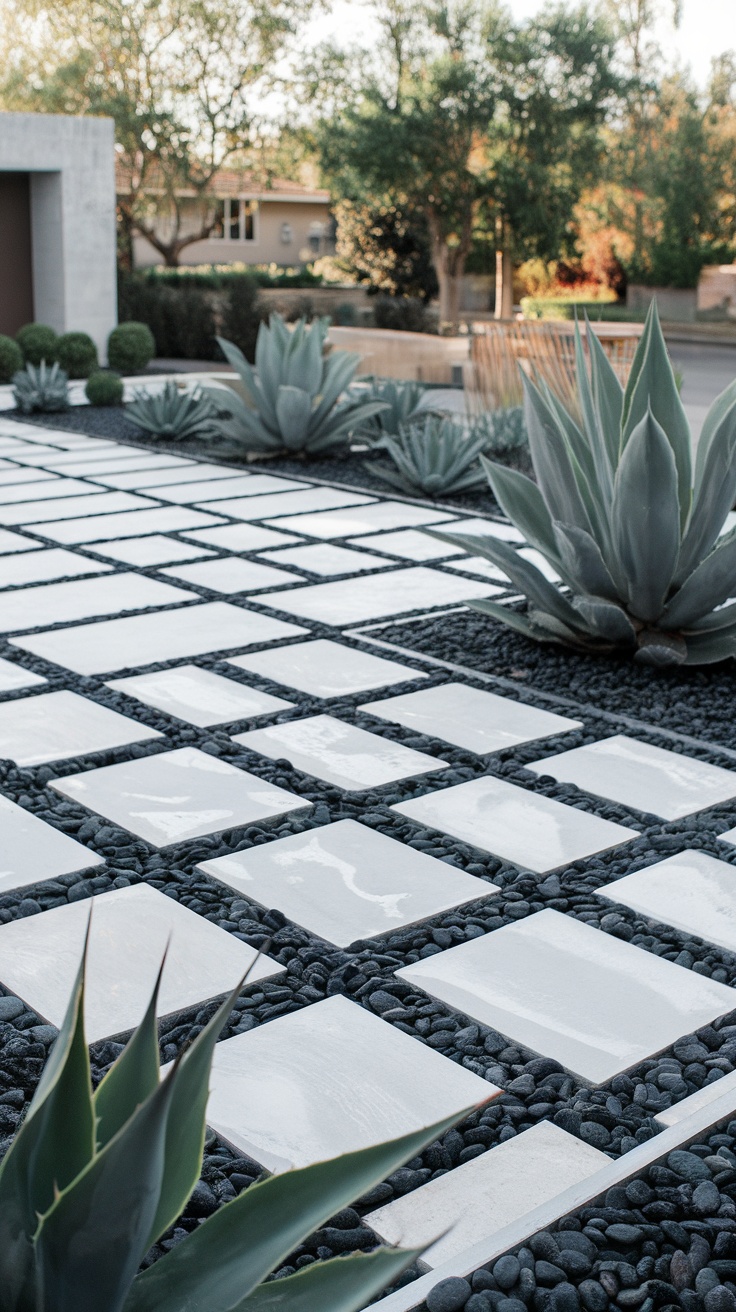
(428, 303, 736, 666)
(127, 381, 219, 439)
(12, 362, 69, 414)
(0, 937, 471, 1312)
(369, 415, 487, 497)
(207, 315, 387, 456)
(471, 406, 527, 456)
(357, 378, 427, 441)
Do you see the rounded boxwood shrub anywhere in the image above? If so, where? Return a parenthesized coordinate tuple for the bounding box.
(54, 331, 98, 379)
(16, 322, 57, 366)
(85, 369, 124, 406)
(0, 335, 23, 383)
(107, 321, 155, 373)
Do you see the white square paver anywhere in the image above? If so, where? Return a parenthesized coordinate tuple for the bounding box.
(234, 713, 446, 791)
(393, 776, 637, 872)
(265, 501, 455, 539)
(396, 908, 736, 1084)
(596, 850, 736, 954)
(198, 487, 375, 521)
(0, 792, 104, 892)
(347, 529, 466, 562)
(528, 735, 736, 820)
(36, 506, 225, 545)
(91, 467, 236, 492)
(449, 517, 525, 543)
(446, 557, 511, 582)
(0, 548, 113, 589)
(258, 543, 391, 576)
(160, 557, 302, 593)
(52, 456, 193, 478)
(180, 524, 302, 552)
(0, 656, 46, 692)
(362, 684, 581, 754)
(228, 639, 426, 697)
(518, 548, 562, 582)
(51, 745, 311, 845)
(203, 994, 496, 1173)
(0, 882, 283, 1042)
(258, 566, 499, 625)
(107, 665, 293, 727)
(0, 469, 58, 487)
(0, 689, 161, 765)
(366, 1122, 609, 1268)
(11, 601, 307, 675)
(0, 477, 104, 505)
(0, 530, 43, 554)
(0, 491, 159, 526)
(0, 573, 194, 633)
(198, 818, 497, 946)
(155, 473, 307, 503)
(88, 536, 217, 566)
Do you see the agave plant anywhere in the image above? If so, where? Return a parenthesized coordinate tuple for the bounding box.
(0, 934, 469, 1312)
(369, 415, 487, 497)
(471, 406, 527, 456)
(428, 303, 736, 665)
(127, 381, 218, 439)
(357, 377, 427, 441)
(207, 315, 387, 456)
(12, 361, 69, 414)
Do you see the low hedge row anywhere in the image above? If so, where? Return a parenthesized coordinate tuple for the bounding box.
(0, 320, 155, 383)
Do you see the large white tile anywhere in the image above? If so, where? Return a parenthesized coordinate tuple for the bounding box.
(204, 994, 495, 1173)
(393, 776, 637, 872)
(396, 908, 736, 1084)
(198, 486, 375, 520)
(235, 713, 446, 790)
(0, 477, 106, 505)
(11, 601, 307, 675)
(107, 665, 293, 727)
(180, 523, 302, 552)
(367, 1122, 609, 1268)
(0, 572, 194, 633)
(258, 566, 500, 625)
(36, 506, 225, 544)
(27, 447, 149, 468)
(362, 683, 581, 754)
(88, 536, 216, 566)
(0, 882, 283, 1042)
(445, 557, 511, 582)
(160, 556, 302, 593)
(0, 468, 59, 487)
(199, 818, 497, 947)
(0, 689, 161, 765)
(266, 501, 455, 539)
(228, 638, 427, 697)
(258, 543, 391, 576)
(0, 529, 43, 554)
(596, 850, 736, 954)
(0, 548, 113, 588)
(0, 491, 159, 526)
(528, 735, 736, 820)
(51, 745, 310, 845)
(518, 548, 562, 583)
(90, 462, 238, 490)
(0, 791, 104, 892)
(450, 517, 525, 543)
(348, 529, 466, 562)
(0, 656, 46, 692)
(156, 473, 307, 503)
(48, 455, 193, 478)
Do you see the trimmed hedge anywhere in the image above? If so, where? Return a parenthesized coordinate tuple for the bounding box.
(55, 331, 98, 378)
(520, 296, 623, 321)
(85, 370, 124, 406)
(0, 335, 23, 383)
(140, 263, 323, 290)
(107, 321, 155, 373)
(117, 270, 266, 362)
(16, 322, 57, 365)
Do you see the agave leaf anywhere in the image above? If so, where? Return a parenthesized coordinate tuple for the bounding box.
(36, 1058, 180, 1312)
(94, 958, 164, 1151)
(522, 375, 594, 535)
(310, 352, 363, 431)
(231, 1247, 424, 1312)
(481, 457, 560, 560)
(252, 326, 283, 426)
(552, 523, 620, 602)
(621, 302, 692, 527)
(283, 320, 323, 394)
(124, 1112, 473, 1312)
(202, 388, 282, 452)
(635, 630, 688, 666)
(694, 378, 736, 490)
(682, 624, 736, 664)
(661, 531, 736, 630)
(571, 596, 637, 644)
(686, 600, 736, 632)
(312, 399, 388, 448)
(675, 411, 736, 584)
(467, 597, 564, 644)
(610, 408, 680, 623)
(586, 321, 624, 463)
(574, 319, 613, 502)
(275, 386, 312, 449)
(216, 337, 259, 404)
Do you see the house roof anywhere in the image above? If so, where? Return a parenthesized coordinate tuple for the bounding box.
(115, 160, 330, 203)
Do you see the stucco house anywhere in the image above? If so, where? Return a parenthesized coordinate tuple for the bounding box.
(117, 163, 335, 269)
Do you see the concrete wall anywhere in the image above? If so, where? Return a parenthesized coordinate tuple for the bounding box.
(0, 112, 117, 358)
(698, 265, 736, 318)
(132, 197, 333, 268)
(626, 284, 697, 323)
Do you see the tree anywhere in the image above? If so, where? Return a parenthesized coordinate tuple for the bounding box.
(0, 0, 314, 266)
(334, 197, 438, 301)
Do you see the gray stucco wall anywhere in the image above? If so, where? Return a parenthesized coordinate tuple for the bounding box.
(0, 113, 117, 358)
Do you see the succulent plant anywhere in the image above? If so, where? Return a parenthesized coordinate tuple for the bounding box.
(357, 377, 427, 441)
(0, 938, 470, 1312)
(207, 315, 387, 456)
(369, 414, 487, 497)
(428, 303, 736, 666)
(12, 361, 69, 413)
(471, 406, 528, 456)
(127, 380, 218, 439)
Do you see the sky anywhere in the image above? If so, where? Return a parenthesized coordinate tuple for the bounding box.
(305, 0, 736, 88)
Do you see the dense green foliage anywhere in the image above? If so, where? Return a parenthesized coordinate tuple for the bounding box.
(0, 335, 22, 383)
(0, 946, 468, 1312)
(370, 415, 487, 496)
(54, 331, 98, 379)
(220, 277, 266, 364)
(118, 274, 219, 361)
(16, 323, 57, 366)
(127, 381, 218, 439)
(86, 370, 125, 406)
(12, 361, 69, 413)
(107, 322, 156, 373)
(333, 198, 438, 302)
(431, 305, 736, 665)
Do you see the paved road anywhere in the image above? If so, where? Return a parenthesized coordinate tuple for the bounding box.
(668, 341, 736, 437)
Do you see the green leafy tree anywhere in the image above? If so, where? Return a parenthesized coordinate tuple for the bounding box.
(334, 197, 438, 301)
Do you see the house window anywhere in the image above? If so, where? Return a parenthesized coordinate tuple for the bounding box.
(308, 220, 325, 254)
(280, 222, 293, 245)
(211, 199, 257, 242)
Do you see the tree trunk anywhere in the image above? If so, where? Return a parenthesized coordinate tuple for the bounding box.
(436, 266, 462, 326)
(426, 209, 472, 332)
(494, 221, 513, 319)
